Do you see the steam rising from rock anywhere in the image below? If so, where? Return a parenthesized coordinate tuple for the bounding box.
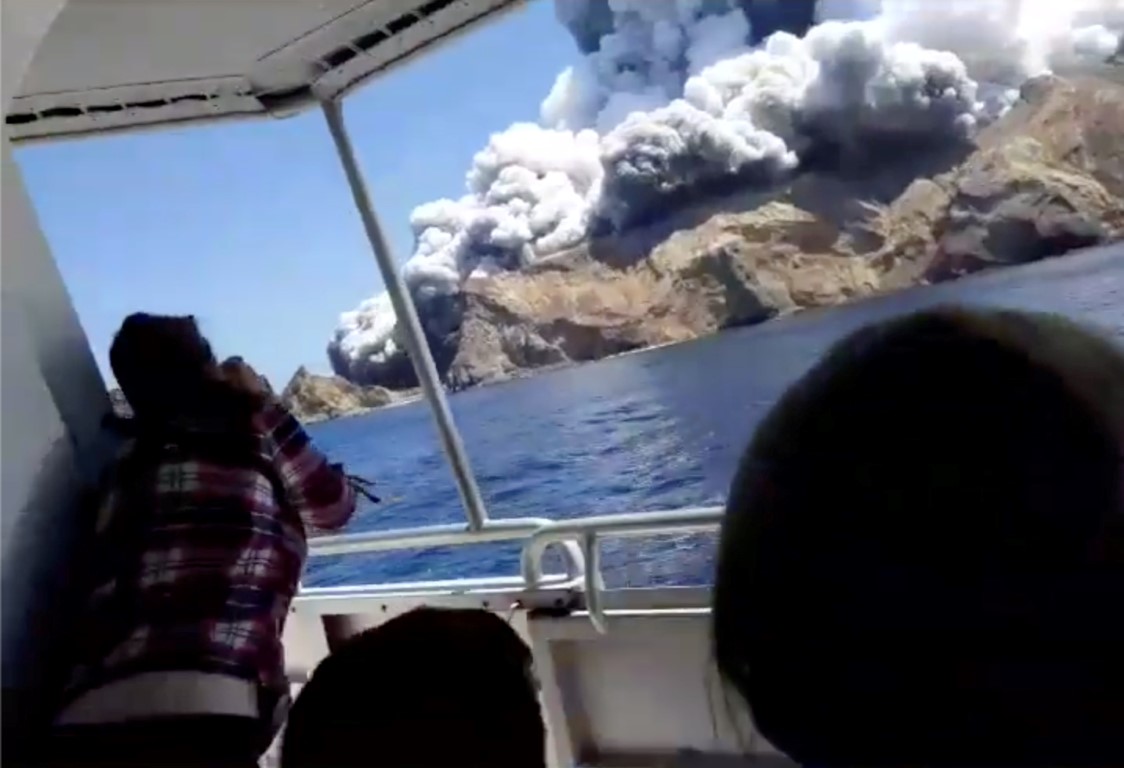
(330, 0, 1124, 385)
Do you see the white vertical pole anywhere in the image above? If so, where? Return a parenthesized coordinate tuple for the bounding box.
(320, 99, 489, 531)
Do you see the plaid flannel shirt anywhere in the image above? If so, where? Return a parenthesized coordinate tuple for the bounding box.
(66, 402, 356, 702)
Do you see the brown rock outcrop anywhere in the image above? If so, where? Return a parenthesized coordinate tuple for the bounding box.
(280, 366, 394, 423)
(448, 202, 882, 388)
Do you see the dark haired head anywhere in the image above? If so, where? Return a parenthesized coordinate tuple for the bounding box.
(109, 313, 253, 429)
(713, 307, 1124, 766)
(281, 608, 545, 768)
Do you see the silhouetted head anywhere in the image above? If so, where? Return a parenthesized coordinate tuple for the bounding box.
(281, 608, 545, 768)
(713, 307, 1124, 766)
(109, 313, 251, 427)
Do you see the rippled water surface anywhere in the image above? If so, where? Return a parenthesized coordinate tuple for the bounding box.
(305, 247, 1124, 588)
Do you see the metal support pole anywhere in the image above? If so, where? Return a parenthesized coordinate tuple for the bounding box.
(582, 532, 607, 634)
(320, 99, 489, 530)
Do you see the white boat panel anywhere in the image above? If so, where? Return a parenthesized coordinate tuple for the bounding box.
(17, 0, 369, 94)
(0, 286, 85, 684)
(7, 0, 524, 142)
(0, 137, 109, 748)
(1, 0, 68, 110)
(1, 144, 110, 468)
(2, 3, 113, 727)
(286, 591, 792, 768)
(281, 610, 332, 687)
(530, 612, 787, 765)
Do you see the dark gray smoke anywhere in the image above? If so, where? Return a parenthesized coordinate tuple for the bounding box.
(556, 0, 818, 54)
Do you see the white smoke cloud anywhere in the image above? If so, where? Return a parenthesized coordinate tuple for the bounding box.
(402, 123, 603, 294)
(331, 293, 400, 366)
(330, 0, 1124, 384)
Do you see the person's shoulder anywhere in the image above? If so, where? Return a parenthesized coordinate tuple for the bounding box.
(252, 401, 297, 432)
(252, 402, 316, 457)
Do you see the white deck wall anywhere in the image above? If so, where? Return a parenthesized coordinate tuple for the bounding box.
(2, 0, 112, 743)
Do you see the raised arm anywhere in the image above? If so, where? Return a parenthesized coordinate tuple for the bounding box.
(256, 403, 357, 532)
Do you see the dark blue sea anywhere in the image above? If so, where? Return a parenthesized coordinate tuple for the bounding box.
(304, 246, 1124, 589)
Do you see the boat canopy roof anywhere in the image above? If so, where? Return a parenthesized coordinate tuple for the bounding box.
(7, 0, 521, 143)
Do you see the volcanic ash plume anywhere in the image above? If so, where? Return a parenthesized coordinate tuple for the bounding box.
(330, 0, 1124, 385)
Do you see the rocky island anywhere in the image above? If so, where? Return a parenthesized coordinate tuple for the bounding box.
(108, 368, 407, 425)
(278, 367, 408, 423)
(332, 75, 1124, 392)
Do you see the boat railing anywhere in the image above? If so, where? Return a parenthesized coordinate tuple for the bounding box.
(303, 506, 725, 630)
(301, 98, 726, 632)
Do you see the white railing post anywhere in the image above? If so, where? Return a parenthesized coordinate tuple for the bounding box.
(519, 505, 725, 587)
(320, 98, 489, 531)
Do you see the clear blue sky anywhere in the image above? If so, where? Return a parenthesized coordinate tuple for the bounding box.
(15, 0, 576, 388)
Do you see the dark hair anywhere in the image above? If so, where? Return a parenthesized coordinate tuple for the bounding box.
(281, 608, 545, 768)
(713, 307, 1124, 767)
(109, 313, 255, 429)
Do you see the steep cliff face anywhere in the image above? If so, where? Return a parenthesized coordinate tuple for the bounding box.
(930, 77, 1124, 278)
(280, 367, 393, 423)
(444, 76, 1124, 388)
(448, 202, 881, 387)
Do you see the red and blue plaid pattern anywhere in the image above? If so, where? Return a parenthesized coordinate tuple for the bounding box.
(67, 404, 356, 701)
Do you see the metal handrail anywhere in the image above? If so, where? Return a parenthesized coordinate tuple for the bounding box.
(519, 506, 725, 586)
(581, 531, 607, 632)
(308, 507, 723, 569)
(310, 517, 550, 557)
(307, 516, 587, 581)
(296, 573, 581, 602)
(303, 506, 725, 629)
(520, 506, 725, 632)
(293, 573, 585, 626)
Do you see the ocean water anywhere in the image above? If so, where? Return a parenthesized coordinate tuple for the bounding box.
(304, 245, 1124, 589)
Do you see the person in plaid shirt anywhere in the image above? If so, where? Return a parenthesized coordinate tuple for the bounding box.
(50, 313, 357, 767)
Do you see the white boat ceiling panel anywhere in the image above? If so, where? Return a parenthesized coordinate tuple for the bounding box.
(7, 0, 522, 142)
